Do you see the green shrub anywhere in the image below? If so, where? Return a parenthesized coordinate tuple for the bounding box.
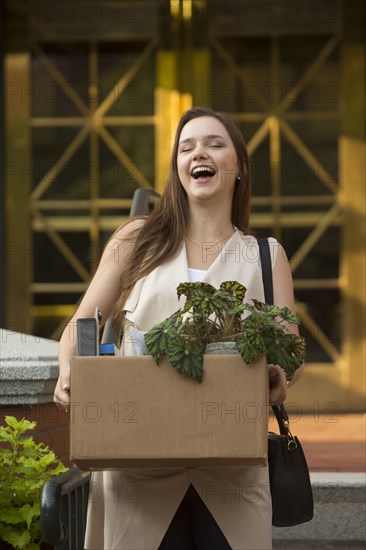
(0, 416, 68, 550)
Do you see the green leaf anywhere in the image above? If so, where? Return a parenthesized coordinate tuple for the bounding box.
(5, 416, 36, 435)
(17, 419, 36, 435)
(291, 333, 306, 357)
(144, 318, 176, 362)
(3, 528, 31, 549)
(1, 507, 24, 525)
(49, 462, 69, 477)
(214, 289, 242, 310)
(227, 303, 245, 316)
(185, 288, 225, 318)
(266, 333, 305, 380)
(276, 306, 300, 325)
(39, 452, 58, 469)
(0, 430, 15, 444)
(168, 339, 205, 382)
(4, 416, 19, 428)
(236, 334, 266, 364)
(177, 281, 216, 301)
(10, 477, 38, 497)
(20, 503, 39, 530)
(219, 281, 247, 301)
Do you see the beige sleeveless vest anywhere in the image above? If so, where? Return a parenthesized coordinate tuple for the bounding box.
(84, 231, 277, 550)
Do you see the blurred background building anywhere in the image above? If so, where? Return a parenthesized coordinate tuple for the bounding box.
(1, 0, 365, 411)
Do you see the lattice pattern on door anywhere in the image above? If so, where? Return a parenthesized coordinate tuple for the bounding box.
(25, 19, 159, 337)
(206, 16, 341, 364)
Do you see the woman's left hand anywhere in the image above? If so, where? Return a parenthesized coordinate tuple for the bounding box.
(268, 364, 287, 405)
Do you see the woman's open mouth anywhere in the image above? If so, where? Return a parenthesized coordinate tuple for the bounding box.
(190, 165, 216, 183)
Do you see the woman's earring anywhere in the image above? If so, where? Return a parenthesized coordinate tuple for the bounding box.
(236, 175, 241, 182)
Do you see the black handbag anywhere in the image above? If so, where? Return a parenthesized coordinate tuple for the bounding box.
(257, 238, 314, 527)
(268, 404, 314, 526)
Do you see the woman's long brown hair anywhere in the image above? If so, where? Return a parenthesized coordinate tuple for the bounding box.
(112, 107, 252, 329)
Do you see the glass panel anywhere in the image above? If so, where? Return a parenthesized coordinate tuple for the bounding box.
(107, 126, 155, 187)
(32, 128, 90, 199)
(280, 121, 339, 199)
(32, 43, 89, 117)
(99, 42, 155, 116)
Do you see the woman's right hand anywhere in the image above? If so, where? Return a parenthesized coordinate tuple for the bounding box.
(54, 366, 71, 409)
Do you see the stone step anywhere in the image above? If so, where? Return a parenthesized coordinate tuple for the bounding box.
(273, 542, 366, 549)
(272, 473, 366, 546)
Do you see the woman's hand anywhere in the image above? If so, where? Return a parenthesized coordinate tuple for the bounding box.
(54, 365, 71, 409)
(268, 364, 287, 405)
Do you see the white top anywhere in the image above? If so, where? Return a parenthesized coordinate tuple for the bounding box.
(187, 267, 207, 282)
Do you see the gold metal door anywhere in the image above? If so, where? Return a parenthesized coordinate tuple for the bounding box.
(4, 1, 365, 410)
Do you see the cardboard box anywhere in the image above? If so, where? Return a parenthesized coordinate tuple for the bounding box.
(70, 355, 269, 469)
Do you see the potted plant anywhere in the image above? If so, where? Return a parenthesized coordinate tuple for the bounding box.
(0, 416, 68, 550)
(145, 280, 305, 382)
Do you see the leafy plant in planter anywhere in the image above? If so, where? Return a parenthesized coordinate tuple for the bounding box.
(145, 281, 305, 382)
(0, 416, 68, 550)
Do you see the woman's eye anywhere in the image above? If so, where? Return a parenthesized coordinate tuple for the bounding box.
(211, 144, 223, 148)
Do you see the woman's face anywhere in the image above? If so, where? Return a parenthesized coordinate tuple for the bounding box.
(177, 116, 239, 205)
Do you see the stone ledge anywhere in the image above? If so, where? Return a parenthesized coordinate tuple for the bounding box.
(0, 329, 58, 405)
(273, 473, 366, 542)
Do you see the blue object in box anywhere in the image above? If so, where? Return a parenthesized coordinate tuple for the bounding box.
(99, 343, 117, 356)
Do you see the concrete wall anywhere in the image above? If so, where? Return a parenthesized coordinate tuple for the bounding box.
(0, 329, 70, 465)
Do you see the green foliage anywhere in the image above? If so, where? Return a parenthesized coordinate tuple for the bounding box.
(0, 416, 68, 549)
(145, 281, 306, 382)
(167, 338, 206, 381)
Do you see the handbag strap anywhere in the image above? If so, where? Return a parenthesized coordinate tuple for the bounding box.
(257, 237, 274, 305)
(257, 238, 292, 439)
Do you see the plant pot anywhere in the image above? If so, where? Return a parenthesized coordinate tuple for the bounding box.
(205, 342, 239, 355)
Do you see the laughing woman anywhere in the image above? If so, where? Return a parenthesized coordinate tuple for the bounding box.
(54, 107, 304, 549)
